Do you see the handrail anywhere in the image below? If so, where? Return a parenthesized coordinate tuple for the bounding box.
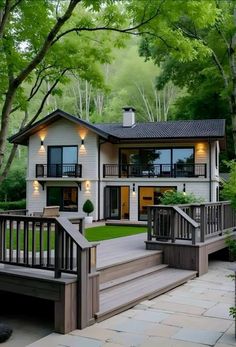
(147, 201, 236, 245)
(55, 217, 90, 250)
(173, 206, 199, 229)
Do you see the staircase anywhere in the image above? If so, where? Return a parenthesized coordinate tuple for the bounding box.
(95, 250, 196, 321)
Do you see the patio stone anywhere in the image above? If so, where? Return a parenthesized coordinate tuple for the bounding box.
(55, 335, 103, 347)
(139, 336, 207, 347)
(132, 309, 171, 323)
(110, 331, 146, 346)
(70, 326, 114, 341)
(145, 323, 180, 338)
(173, 327, 223, 345)
(162, 313, 232, 332)
(204, 303, 233, 320)
(162, 295, 217, 309)
(113, 318, 157, 334)
(216, 323, 236, 346)
(151, 300, 206, 315)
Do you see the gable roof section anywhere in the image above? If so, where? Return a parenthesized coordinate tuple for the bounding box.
(9, 109, 225, 145)
(8, 109, 110, 145)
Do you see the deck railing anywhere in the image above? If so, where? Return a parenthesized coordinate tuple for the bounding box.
(103, 163, 207, 178)
(147, 201, 236, 245)
(0, 214, 97, 328)
(36, 163, 82, 178)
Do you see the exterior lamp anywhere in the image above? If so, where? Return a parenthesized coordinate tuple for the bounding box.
(85, 180, 90, 191)
(132, 183, 136, 193)
(40, 140, 44, 146)
(183, 183, 186, 195)
(81, 139, 84, 146)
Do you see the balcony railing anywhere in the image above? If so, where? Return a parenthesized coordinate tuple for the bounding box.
(103, 163, 207, 178)
(36, 163, 82, 178)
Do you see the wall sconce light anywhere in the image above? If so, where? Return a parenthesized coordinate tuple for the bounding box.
(33, 180, 39, 192)
(81, 139, 84, 145)
(183, 183, 186, 194)
(85, 180, 90, 191)
(40, 140, 44, 146)
(132, 183, 136, 193)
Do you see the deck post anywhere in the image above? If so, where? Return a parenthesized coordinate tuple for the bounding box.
(200, 204, 206, 242)
(147, 207, 152, 241)
(77, 247, 90, 329)
(171, 209, 177, 243)
(55, 224, 62, 278)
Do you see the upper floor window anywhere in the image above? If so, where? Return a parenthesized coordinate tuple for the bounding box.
(48, 146, 77, 177)
(120, 147, 194, 166)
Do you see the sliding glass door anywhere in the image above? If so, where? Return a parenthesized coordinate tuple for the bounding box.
(104, 186, 129, 220)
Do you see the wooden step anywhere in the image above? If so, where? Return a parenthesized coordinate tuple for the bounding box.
(95, 268, 197, 322)
(98, 251, 163, 284)
(100, 264, 168, 292)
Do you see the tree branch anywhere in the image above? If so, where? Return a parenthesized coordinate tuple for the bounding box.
(52, 0, 165, 45)
(0, 0, 11, 38)
(27, 69, 68, 126)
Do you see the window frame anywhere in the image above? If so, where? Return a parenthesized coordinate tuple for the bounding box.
(119, 146, 195, 166)
(48, 145, 78, 165)
(47, 186, 78, 212)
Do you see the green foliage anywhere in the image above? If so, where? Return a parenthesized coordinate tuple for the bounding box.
(0, 199, 26, 211)
(83, 199, 94, 216)
(160, 191, 203, 205)
(222, 161, 236, 208)
(225, 233, 236, 261)
(0, 169, 26, 201)
(229, 306, 236, 319)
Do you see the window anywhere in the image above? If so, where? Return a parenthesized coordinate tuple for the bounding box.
(48, 146, 78, 177)
(120, 147, 194, 177)
(138, 186, 176, 221)
(47, 187, 78, 212)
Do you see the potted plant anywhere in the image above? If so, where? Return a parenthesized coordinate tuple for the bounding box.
(83, 199, 94, 224)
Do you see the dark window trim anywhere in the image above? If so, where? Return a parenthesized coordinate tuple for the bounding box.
(104, 185, 130, 220)
(138, 185, 177, 221)
(48, 145, 78, 165)
(119, 146, 195, 166)
(47, 186, 78, 212)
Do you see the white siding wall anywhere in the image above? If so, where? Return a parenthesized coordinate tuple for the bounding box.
(27, 118, 99, 218)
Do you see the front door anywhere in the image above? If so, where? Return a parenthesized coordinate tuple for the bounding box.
(104, 186, 130, 220)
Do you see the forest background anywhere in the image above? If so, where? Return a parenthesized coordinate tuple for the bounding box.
(0, 0, 235, 202)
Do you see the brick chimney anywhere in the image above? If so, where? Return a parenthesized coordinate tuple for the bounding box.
(122, 107, 136, 127)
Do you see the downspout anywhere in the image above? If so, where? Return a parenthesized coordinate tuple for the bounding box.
(98, 138, 107, 220)
(208, 138, 212, 202)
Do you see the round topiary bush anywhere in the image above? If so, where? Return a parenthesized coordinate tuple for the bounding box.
(83, 199, 94, 216)
(0, 323, 12, 343)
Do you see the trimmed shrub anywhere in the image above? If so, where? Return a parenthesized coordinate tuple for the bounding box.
(160, 191, 203, 205)
(83, 199, 94, 216)
(0, 199, 26, 211)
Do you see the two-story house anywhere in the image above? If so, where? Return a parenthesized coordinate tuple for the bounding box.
(9, 108, 225, 221)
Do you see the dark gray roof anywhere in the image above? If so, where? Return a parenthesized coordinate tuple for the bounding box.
(9, 109, 225, 145)
(95, 119, 225, 140)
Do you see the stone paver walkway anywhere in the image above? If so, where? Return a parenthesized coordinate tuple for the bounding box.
(27, 261, 235, 347)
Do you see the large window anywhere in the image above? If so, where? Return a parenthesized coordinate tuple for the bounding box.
(48, 146, 77, 177)
(139, 186, 176, 221)
(47, 187, 78, 212)
(120, 147, 194, 177)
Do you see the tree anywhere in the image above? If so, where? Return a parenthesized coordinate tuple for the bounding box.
(0, 0, 165, 181)
(138, 0, 236, 154)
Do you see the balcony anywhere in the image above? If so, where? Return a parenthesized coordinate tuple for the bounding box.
(36, 164, 82, 178)
(103, 163, 207, 178)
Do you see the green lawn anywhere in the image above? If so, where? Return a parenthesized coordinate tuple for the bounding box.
(85, 225, 147, 242)
(5, 225, 146, 251)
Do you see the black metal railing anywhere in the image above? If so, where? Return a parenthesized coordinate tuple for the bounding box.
(36, 163, 82, 178)
(103, 163, 207, 178)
